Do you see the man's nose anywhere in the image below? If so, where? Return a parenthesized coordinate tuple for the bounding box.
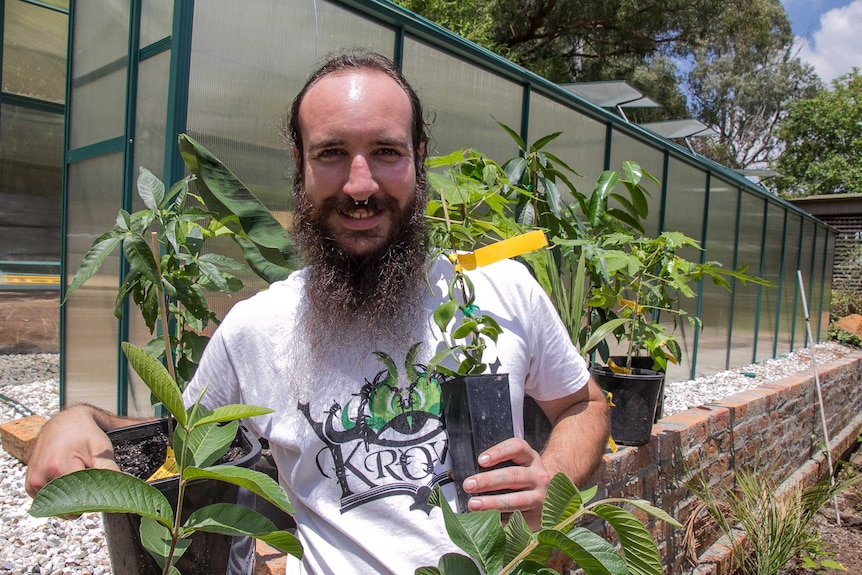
(343, 154, 379, 199)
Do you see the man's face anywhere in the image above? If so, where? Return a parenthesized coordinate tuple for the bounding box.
(293, 70, 424, 257)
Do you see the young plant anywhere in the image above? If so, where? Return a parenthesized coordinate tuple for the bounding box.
(29, 342, 303, 575)
(64, 134, 297, 389)
(417, 472, 681, 575)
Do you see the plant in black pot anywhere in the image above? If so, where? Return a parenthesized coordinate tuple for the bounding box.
(30, 342, 302, 575)
(52, 134, 299, 573)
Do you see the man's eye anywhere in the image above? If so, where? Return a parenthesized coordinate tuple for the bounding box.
(376, 148, 401, 157)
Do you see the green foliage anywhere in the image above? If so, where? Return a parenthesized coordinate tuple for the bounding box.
(417, 473, 681, 574)
(64, 135, 298, 389)
(831, 289, 862, 320)
(29, 343, 302, 575)
(685, 465, 862, 575)
(774, 69, 862, 196)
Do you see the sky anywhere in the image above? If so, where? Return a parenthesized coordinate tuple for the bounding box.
(782, 0, 861, 83)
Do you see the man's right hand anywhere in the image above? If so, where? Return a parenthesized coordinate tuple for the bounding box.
(25, 404, 125, 497)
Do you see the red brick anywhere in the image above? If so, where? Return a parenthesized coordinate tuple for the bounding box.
(253, 540, 287, 575)
(0, 415, 47, 465)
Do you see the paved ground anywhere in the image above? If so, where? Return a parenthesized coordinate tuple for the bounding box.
(0, 291, 59, 354)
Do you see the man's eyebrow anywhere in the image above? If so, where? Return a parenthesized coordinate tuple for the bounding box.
(307, 138, 344, 152)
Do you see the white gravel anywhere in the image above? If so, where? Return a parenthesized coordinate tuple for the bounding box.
(0, 342, 856, 573)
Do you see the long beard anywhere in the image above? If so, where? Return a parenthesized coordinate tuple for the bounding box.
(291, 183, 430, 351)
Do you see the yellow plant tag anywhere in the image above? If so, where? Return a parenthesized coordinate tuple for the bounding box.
(607, 359, 632, 375)
(146, 446, 179, 481)
(456, 230, 548, 270)
(608, 434, 618, 453)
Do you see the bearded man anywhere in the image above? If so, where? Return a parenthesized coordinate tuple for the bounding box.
(26, 49, 609, 575)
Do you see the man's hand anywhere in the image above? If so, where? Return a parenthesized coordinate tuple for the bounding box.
(25, 405, 125, 497)
(461, 437, 550, 529)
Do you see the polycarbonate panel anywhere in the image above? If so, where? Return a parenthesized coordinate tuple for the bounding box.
(811, 227, 828, 340)
(68, 1, 129, 149)
(141, 0, 174, 47)
(186, 0, 395, 322)
(2, 0, 68, 103)
(608, 130, 664, 237)
(697, 178, 738, 376)
(63, 154, 124, 411)
(528, 94, 606, 202)
(402, 39, 522, 161)
(796, 219, 816, 348)
(0, 104, 63, 260)
(661, 158, 706, 381)
(728, 191, 766, 368)
(126, 51, 172, 417)
(823, 233, 836, 329)
(756, 205, 785, 361)
(777, 214, 801, 355)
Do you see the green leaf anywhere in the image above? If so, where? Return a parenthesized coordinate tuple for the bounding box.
(434, 299, 459, 334)
(64, 231, 123, 300)
(435, 553, 482, 575)
(541, 473, 583, 531)
(140, 516, 189, 571)
(184, 465, 295, 516)
(29, 469, 173, 527)
(193, 404, 273, 426)
(137, 167, 165, 211)
(122, 234, 162, 287)
(495, 119, 526, 150)
(431, 486, 506, 574)
(537, 528, 629, 575)
(530, 131, 563, 152)
(179, 419, 237, 468)
(616, 499, 682, 528)
(183, 503, 302, 557)
(122, 342, 186, 426)
(592, 504, 663, 575)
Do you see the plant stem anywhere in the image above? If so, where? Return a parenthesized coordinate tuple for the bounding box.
(150, 232, 177, 382)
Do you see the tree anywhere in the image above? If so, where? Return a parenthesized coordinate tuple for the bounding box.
(772, 69, 862, 196)
(685, 0, 822, 169)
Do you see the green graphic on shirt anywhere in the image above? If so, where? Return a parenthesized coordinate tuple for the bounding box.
(299, 342, 451, 514)
(340, 343, 442, 434)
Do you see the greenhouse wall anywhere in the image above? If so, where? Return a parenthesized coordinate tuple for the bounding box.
(59, 0, 836, 415)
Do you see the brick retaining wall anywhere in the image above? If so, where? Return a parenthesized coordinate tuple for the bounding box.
(583, 350, 862, 574)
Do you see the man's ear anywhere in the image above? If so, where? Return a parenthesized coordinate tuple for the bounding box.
(291, 144, 300, 168)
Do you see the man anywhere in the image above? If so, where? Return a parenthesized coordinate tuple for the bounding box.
(26, 49, 608, 574)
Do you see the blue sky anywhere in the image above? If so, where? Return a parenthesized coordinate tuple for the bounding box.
(782, 0, 861, 82)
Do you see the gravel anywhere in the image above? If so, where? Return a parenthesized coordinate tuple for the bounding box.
(0, 342, 856, 573)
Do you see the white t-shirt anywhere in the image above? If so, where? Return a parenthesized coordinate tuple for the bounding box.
(185, 255, 590, 574)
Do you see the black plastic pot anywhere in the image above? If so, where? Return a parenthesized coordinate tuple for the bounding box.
(591, 365, 664, 447)
(609, 355, 667, 422)
(103, 419, 261, 575)
(440, 373, 515, 512)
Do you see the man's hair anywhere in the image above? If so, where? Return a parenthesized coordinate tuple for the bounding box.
(283, 48, 429, 188)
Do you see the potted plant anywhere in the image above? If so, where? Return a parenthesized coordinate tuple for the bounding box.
(52, 134, 299, 573)
(30, 342, 303, 574)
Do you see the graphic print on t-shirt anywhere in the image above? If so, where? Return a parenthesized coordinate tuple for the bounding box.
(299, 343, 451, 514)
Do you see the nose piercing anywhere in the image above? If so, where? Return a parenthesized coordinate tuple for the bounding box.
(354, 199, 369, 206)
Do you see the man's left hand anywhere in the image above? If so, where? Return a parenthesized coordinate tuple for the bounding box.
(461, 437, 550, 529)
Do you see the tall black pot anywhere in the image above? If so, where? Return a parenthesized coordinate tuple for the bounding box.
(591, 365, 664, 446)
(609, 355, 667, 422)
(103, 418, 261, 575)
(440, 373, 514, 512)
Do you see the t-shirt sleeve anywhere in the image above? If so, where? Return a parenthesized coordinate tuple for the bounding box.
(522, 270, 591, 402)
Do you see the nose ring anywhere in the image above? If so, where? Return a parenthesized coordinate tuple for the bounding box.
(354, 199, 369, 206)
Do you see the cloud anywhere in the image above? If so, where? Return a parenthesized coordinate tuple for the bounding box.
(796, 0, 862, 83)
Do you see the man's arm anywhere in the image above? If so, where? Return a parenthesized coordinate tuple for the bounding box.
(25, 404, 152, 497)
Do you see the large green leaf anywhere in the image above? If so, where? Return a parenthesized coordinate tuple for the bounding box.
(29, 469, 173, 527)
(184, 465, 295, 516)
(64, 231, 123, 300)
(178, 419, 237, 468)
(435, 553, 483, 575)
(178, 134, 299, 278)
(183, 503, 302, 557)
(140, 516, 189, 573)
(431, 486, 506, 574)
(137, 167, 165, 211)
(122, 234, 162, 287)
(591, 504, 663, 575)
(541, 472, 583, 531)
(537, 528, 629, 575)
(193, 404, 274, 426)
(122, 342, 186, 427)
